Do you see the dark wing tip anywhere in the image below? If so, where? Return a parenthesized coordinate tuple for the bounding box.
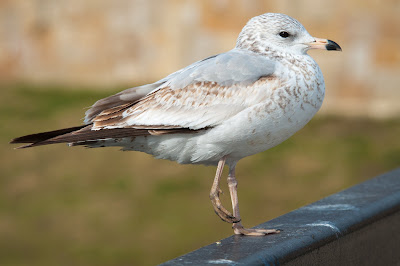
(10, 136, 35, 148)
(10, 135, 35, 144)
(10, 125, 88, 148)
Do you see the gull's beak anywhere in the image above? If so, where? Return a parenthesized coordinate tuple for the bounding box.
(307, 38, 342, 51)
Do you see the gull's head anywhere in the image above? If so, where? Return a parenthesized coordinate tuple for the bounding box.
(236, 13, 341, 55)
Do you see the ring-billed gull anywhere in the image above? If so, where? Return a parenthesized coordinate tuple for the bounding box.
(11, 13, 341, 236)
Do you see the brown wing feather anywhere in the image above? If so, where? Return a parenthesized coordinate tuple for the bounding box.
(11, 124, 206, 149)
(90, 77, 278, 131)
(12, 80, 226, 149)
(92, 102, 137, 127)
(13, 126, 149, 148)
(10, 125, 87, 145)
(95, 102, 136, 120)
(84, 81, 165, 124)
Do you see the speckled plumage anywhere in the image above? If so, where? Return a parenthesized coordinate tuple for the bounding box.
(82, 14, 326, 167)
(12, 13, 341, 235)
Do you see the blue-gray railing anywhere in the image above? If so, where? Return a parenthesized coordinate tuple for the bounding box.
(161, 168, 400, 265)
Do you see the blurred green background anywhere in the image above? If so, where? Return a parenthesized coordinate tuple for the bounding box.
(1, 0, 400, 265)
(2, 85, 399, 265)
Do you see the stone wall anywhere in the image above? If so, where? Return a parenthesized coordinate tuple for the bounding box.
(1, 0, 399, 117)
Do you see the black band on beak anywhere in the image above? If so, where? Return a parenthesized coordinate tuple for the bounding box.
(326, 40, 342, 51)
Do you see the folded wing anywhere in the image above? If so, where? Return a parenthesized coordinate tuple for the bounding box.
(12, 49, 279, 148)
(91, 49, 277, 131)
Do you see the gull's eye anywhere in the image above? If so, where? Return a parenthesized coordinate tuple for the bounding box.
(279, 31, 290, 38)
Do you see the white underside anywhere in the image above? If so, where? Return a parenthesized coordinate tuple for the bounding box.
(125, 98, 318, 166)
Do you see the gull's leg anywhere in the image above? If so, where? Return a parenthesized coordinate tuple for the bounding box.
(210, 157, 240, 223)
(227, 165, 280, 236)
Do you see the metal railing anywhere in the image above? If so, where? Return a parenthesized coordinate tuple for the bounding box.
(161, 168, 400, 265)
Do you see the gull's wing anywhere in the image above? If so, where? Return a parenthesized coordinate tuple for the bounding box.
(84, 81, 165, 124)
(91, 49, 278, 131)
(84, 54, 222, 124)
(11, 49, 279, 148)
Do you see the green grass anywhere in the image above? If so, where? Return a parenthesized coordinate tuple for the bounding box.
(1, 85, 399, 265)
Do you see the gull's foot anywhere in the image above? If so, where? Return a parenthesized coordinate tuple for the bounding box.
(210, 188, 240, 223)
(233, 223, 280, 236)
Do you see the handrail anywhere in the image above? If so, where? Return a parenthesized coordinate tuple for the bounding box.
(161, 168, 400, 265)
